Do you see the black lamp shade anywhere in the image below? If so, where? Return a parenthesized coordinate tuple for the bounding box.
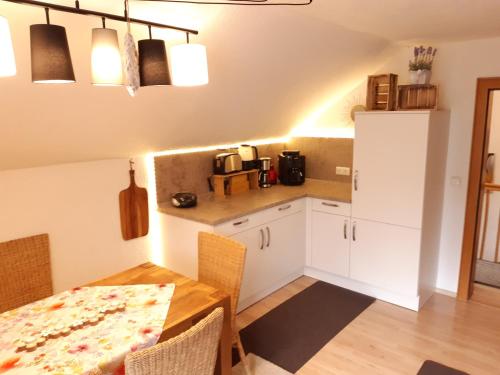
(138, 39, 171, 86)
(30, 24, 75, 83)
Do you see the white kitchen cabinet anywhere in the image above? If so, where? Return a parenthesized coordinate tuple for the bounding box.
(231, 210, 305, 310)
(160, 199, 307, 312)
(311, 211, 350, 277)
(230, 224, 272, 304)
(215, 199, 306, 237)
(352, 112, 429, 229)
(266, 211, 306, 283)
(350, 110, 449, 306)
(349, 219, 420, 296)
(306, 111, 449, 311)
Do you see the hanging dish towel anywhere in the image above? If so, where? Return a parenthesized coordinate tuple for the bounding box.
(123, 0, 140, 96)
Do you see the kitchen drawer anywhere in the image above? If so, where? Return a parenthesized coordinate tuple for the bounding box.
(311, 198, 351, 217)
(215, 198, 306, 236)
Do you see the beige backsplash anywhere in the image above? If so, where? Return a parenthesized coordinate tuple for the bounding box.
(155, 137, 353, 203)
(286, 138, 353, 184)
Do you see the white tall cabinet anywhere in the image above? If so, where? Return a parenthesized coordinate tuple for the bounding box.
(306, 110, 449, 310)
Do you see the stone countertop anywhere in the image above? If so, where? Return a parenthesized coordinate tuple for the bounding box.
(157, 179, 351, 226)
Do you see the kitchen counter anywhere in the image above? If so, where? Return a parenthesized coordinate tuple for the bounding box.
(157, 179, 351, 225)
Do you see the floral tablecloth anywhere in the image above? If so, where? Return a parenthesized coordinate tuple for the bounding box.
(0, 284, 175, 375)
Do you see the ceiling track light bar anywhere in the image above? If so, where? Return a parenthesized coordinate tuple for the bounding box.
(137, 0, 312, 5)
(1, 0, 199, 35)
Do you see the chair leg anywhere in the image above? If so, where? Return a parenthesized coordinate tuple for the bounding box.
(236, 333, 252, 375)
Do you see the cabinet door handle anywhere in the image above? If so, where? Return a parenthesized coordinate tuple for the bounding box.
(278, 204, 292, 211)
(266, 226, 271, 247)
(233, 218, 249, 226)
(322, 202, 339, 208)
(259, 229, 265, 250)
(354, 170, 359, 191)
(352, 221, 357, 242)
(344, 220, 347, 240)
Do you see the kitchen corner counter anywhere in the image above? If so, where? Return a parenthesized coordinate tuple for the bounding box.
(157, 179, 352, 226)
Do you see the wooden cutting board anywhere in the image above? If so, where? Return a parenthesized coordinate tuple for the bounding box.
(119, 168, 149, 241)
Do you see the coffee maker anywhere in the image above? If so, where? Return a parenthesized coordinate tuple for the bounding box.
(278, 150, 306, 186)
(259, 157, 272, 188)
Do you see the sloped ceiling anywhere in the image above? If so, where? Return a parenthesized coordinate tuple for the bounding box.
(1, 0, 500, 170)
(304, 0, 500, 42)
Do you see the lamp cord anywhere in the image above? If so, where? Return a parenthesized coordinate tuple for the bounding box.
(124, 0, 131, 32)
(44, 7, 50, 24)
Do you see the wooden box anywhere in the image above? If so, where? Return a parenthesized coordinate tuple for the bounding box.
(212, 169, 259, 197)
(366, 74, 398, 111)
(397, 84, 438, 110)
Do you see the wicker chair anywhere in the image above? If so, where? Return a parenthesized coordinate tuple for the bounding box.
(198, 231, 251, 375)
(0, 233, 53, 313)
(125, 307, 224, 375)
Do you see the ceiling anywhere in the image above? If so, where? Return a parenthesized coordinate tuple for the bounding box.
(0, 0, 499, 170)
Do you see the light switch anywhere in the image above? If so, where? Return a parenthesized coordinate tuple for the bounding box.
(336, 167, 351, 176)
(451, 176, 462, 186)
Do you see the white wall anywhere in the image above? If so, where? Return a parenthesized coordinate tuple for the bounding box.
(0, 158, 156, 292)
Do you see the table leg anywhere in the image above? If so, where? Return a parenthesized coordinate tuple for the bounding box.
(217, 295, 232, 375)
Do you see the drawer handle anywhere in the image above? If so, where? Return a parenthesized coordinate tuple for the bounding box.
(322, 202, 339, 208)
(278, 204, 292, 211)
(266, 226, 271, 247)
(259, 229, 265, 250)
(233, 218, 249, 226)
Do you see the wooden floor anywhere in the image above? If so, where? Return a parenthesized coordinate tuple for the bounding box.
(236, 277, 500, 375)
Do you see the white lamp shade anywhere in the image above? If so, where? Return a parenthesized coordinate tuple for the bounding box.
(170, 44, 208, 87)
(0, 15, 16, 77)
(91, 28, 123, 86)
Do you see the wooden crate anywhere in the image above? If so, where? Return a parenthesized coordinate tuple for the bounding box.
(212, 169, 259, 197)
(366, 74, 398, 111)
(397, 84, 438, 110)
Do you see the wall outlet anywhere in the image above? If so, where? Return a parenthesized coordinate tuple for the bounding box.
(336, 166, 351, 176)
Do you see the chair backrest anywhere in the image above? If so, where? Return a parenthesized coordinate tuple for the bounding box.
(0, 233, 53, 313)
(198, 232, 247, 328)
(125, 307, 224, 375)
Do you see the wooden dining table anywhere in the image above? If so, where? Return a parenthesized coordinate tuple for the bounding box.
(86, 262, 232, 375)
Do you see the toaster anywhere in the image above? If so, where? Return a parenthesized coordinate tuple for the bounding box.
(238, 145, 260, 171)
(213, 153, 243, 175)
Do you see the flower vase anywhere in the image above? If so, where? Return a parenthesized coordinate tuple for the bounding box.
(409, 69, 432, 84)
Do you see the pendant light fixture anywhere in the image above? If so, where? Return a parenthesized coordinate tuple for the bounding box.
(0, 15, 16, 77)
(91, 17, 123, 86)
(30, 8, 75, 83)
(138, 25, 171, 86)
(170, 33, 208, 87)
